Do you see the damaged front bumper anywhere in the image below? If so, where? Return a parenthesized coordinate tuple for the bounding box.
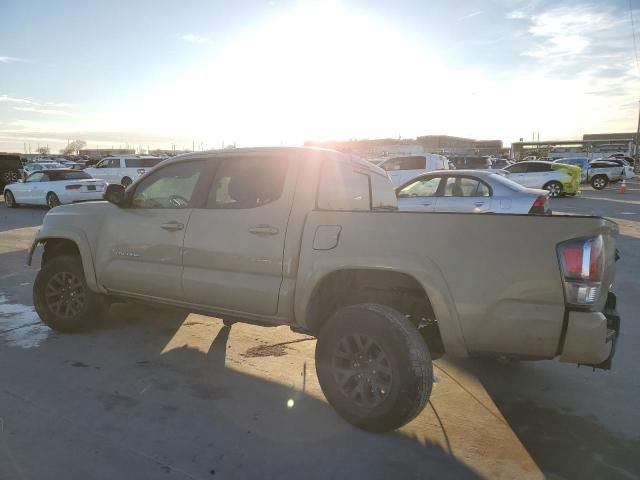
(559, 292, 620, 370)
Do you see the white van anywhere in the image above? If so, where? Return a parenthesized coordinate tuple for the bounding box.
(378, 154, 450, 186)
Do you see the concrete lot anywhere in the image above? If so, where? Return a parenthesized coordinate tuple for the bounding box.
(0, 181, 638, 480)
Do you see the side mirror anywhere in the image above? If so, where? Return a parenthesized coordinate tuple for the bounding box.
(104, 184, 126, 206)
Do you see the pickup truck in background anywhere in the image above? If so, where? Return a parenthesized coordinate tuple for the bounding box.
(28, 147, 621, 432)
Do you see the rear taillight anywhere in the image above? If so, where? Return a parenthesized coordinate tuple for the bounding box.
(529, 195, 550, 214)
(65, 184, 81, 190)
(557, 235, 604, 306)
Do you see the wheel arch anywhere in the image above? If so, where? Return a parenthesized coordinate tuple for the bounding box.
(29, 233, 101, 292)
(298, 265, 468, 357)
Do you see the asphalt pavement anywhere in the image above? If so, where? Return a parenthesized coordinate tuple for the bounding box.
(0, 181, 638, 480)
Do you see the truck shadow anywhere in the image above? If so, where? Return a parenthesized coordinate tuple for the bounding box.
(454, 358, 640, 480)
(1, 302, 480, 480)
(0, 202, 47, 233)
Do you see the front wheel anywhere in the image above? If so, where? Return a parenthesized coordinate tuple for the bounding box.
(46, 192, 61, 209)
(315, 304, 433, 432)
(591, 175, 608, 190)
(34, 255, 108, 332)
(543, 181, 563, 198)
(4, 190, 18, 208)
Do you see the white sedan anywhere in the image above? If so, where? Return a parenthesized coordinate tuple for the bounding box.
(396, 170, 551, 214)
(3, 169, 106, 209)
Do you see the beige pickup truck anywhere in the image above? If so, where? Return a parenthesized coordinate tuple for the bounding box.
(28, 147, 621, 432)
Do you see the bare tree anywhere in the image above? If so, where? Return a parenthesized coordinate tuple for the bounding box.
(36, 146, 50, 155)
(59, 140, 87, 156)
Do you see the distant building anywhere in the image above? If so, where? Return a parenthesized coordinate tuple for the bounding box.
(305, 135, 504, 159)
(79, 148, 135, 160)
(511, 133, 637, 161)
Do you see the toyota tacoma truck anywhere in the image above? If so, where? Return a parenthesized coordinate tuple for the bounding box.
(28, 147, 621, 432)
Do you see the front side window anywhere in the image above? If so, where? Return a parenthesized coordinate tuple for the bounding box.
(206, 156, 288, 209)
(397, 177, 441, 197)
(443, 177, 490, 197)
(317, 160, 371, 211)
(131, 161, 203, 209)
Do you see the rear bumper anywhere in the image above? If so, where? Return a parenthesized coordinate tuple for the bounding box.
(559, 292, 620, 370)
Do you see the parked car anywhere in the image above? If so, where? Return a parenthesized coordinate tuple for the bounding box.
(377, 154, 450, 186)
(396, 170, 550, 214)
(490, 158, 513, 170)
(0, 153, 24, 188)
(449, 156, 492, 170)
(3, 169, 106, 209)
(23, 162, 66, 177)
(503, 161, 581, 197)
(57, 159, 84, 170)
(587, 160, 635, 190)
(28, 147, 620, 432)
(83, 156, 164, 187)
(553, 157, 590, 183)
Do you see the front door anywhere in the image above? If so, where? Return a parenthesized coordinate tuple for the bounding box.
(181, 153, 297, 316)
(96, 160, 208, 301)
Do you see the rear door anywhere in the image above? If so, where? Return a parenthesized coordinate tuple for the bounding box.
(523, 162, 553, 187)
(435, 176, 491, 213)
(396, 175, 443, 211)
(181, 153, 298, 315)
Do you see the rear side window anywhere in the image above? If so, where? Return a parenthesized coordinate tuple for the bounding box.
(206, 156, 289, 209)
(48, 171, 92, 181)
(380, 156, 426, 171)
(526, 163, 552, 173)
(125, 158, 163, 168)
(317, 160, 371, 211)
(443, 177, 490, 197)
(506, 163, 527, 173)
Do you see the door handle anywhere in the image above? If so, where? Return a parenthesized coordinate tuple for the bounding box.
(160, 221, 184, 231)
(249, 224, 279, 236)
(474, 201, 485, 207)
(422, 202, 432, 206)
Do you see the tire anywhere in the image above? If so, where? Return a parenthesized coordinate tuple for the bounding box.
(315, 303, 433, 432)
(121, 177, 133, 188)
(4, 190, 17, 208)
(543, 181, 563, 198)
(33, 255, 108, 333)
(46, 192, 61, 209)
(591, 175, 608, 190)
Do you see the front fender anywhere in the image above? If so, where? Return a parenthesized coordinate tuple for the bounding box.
(28, 228, 103, 293)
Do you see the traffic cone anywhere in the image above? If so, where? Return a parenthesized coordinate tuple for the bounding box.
(619, 179, 627, 194)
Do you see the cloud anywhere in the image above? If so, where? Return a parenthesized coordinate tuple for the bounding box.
(13, 106, 70, 115)
(0, 94, 37, 105)
(0, 56, 32, 64)
(462, 11, 483, 19)
(178, 33, 210, 44)
(507, 10, 526, 20)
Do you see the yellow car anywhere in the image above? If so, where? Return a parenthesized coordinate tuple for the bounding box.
(503, 161, 581, 198)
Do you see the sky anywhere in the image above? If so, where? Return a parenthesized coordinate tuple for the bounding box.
(0, 0, 638, 153)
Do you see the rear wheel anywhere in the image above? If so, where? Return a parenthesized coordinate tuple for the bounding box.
(46, 192, 61, 209)
(4, 190, 17, 208)
(315, 303, 433, 432)
(121, 176, 133, 188)
(591, 175, 608, 190)
(543, 181, 563, 198)
(33, 255, 108, 332)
